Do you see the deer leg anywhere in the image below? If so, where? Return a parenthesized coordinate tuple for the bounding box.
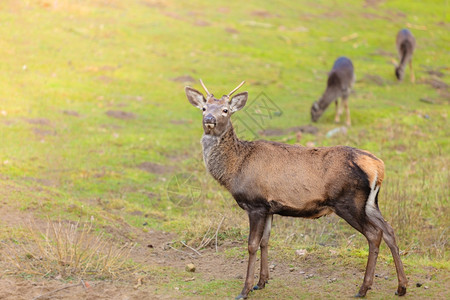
(356, 225, 383, 297)
(334, 197, 376, 297)
(236, 211, 266, 299)
(409, 60, 415, 83)
(254, 214, 273, 291)
(334, 100, 340, 123)
(366, 204, 408, 296)
(343, 96, 351, 126)
(382, 221, 408, 296)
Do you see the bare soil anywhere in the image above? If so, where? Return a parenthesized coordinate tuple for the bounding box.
(171, 75, 196, 83)
(23, 118, 52, 126)
(106, 110, 136, 120)
(260, 125, 318, 136)
(250, 10, 277, 18)
(424, 78, 448, 90)
(363, 74, 386, 86)
(137, 162, 174, 174)
(0, 205, 448, 299)
(225, 27, 239, 34)
(61, 110, 81, 117)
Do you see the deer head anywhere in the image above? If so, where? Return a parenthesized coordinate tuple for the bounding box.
(185, 80, 248, 136)
(310, 100, 323, 122)
(395, 65, 404, 81)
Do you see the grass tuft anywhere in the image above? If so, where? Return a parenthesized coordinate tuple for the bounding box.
(1, 218, 138, 280)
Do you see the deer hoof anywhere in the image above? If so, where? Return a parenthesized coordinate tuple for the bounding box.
(254, 281, 267, 290)
(235, 294, 247, 299)
(395, 286, 407, 296)
(354, 288, 368, 298)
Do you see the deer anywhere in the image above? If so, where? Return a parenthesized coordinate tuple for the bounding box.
(395, 29, 416, 83)
(185, 80, 407, 299)
(310, 56, 355, 126)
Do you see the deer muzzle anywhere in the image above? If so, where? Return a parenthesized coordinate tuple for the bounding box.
(204, 114, 216, 129)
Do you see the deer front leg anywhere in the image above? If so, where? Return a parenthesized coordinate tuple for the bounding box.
(254, 215, 273, 291)
(236, 211, 266, 299)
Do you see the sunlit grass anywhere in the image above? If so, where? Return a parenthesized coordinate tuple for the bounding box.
(0, 0, 448, 298)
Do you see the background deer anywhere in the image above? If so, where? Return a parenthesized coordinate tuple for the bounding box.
(310, 56, 355, 126)
(395, 29, 416, 83)
(186, 80, 407, 299)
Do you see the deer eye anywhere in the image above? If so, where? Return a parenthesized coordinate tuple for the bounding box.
(223, 108, 228, 114)
(202, 107, 206, 111)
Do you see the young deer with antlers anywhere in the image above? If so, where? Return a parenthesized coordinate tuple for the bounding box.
(311, 56, 355, 126)
(185, 80, 407, 299)
(395, 29, 416, 83)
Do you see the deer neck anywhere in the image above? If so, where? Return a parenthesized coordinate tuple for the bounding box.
(201, 122, 244, 188)
(319, 86, 340, 110)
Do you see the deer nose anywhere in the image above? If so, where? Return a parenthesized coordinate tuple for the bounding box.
(204, 114, 216, 128)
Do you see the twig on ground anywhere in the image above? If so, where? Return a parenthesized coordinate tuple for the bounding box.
(134, 277, 144, 289)
(180, 240, 202, 256)
(32, 281, 83, 300)
(167, 242, 195, 258)
(214, 215, 225, 253)
(196, 222, 213, 250)
(346, 234, 356, 247)
(80, 279, 88, 291)
(184, 277, 195, 282)
(284, 232, 296, 243)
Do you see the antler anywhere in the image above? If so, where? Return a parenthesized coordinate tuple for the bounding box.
(227, 81, 245, 98)
(199, 79, 212, 97)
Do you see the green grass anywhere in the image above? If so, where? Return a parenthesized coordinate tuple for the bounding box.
(0, 0, 448, 298)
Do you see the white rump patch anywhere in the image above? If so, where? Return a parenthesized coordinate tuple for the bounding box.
(366, 173, 380, 215)
(370, 171, 378, 190)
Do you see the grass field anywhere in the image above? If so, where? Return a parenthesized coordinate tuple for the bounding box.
(0, 0, 448, 299)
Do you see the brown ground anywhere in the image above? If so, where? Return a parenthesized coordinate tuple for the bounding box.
(106, 110, 136, 120)
(1, 204, 446, 299)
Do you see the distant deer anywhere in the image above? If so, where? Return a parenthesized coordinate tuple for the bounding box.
(395, 29, 416, 83)
(311, 56, 355, 126)
(186, 80, 407, 299)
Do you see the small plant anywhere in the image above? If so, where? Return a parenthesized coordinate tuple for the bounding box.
(1, 218, 138, 280)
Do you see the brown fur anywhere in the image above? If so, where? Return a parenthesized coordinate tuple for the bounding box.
(207, 127, 379, 216)
(355, 151, 385, 187)
(311, 56, 355, 126)
(395, 29, 416, 82)
(186, 83, 407, 299)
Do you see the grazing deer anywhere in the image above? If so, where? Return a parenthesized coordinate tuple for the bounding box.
(311, 56, 355, 126)
(395, 29, 416, 83)
(185, 80, 407, 299)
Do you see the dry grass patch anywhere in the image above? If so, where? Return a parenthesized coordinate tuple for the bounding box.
(1, 219, 139, 280)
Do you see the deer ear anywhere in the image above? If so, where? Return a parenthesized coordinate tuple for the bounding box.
(230, 92, 248, 113)
(185, 87, 206, 109)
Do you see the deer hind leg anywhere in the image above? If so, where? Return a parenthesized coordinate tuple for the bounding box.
(356, 225, 383, 297)
(409, 59, 415, 83)
(236, 211, 267, 299)
(365, 198, 408, 296)
(342, 94, 351, 126)
(334, 210, 378, 297)
(334, 100, 341, 123)
(333, 191, 380, 297)
(254, 215, 273, 291)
